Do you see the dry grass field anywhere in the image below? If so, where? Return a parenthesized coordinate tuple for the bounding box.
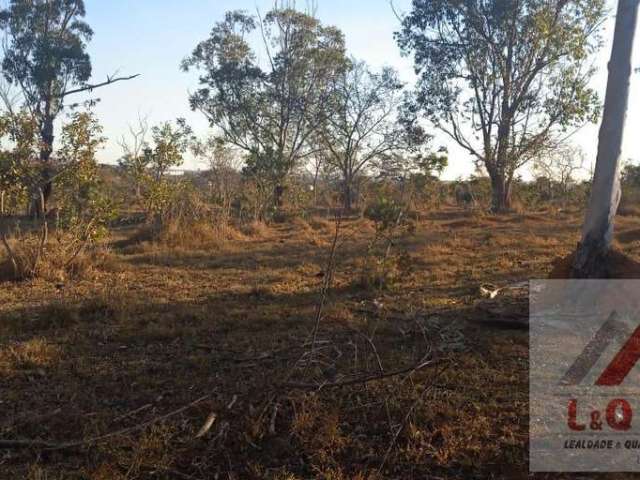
(3, 207, 640, 479)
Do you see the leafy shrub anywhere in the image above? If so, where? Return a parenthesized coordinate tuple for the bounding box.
(359, 195, 413, 291)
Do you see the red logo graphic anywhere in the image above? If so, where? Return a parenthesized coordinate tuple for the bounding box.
(561, 312, 640, 386)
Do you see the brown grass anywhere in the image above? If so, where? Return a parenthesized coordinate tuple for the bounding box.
(119, 219, 256, 256)
(239, 220, 272, 238)
(3, 208, 640, 478)
(0, 229, 118, 282)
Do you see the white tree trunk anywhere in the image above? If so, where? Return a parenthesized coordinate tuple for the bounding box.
(573, 0, 640, 278)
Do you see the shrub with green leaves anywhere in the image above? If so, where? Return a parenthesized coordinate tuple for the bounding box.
(55, 112, 117, 237)
(0, 111, 40, 214)
(360, 194, 413, 291)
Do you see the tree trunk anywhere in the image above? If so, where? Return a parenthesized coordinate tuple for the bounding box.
(274, 184, 284, 209)
(343, 178, 353, 211)
(572, 0, 639, 278)
(0, 190, 5, 216)
(38, 115, 55, 217)
(313, 167, 319, 208)
(490, 172, 512, 213)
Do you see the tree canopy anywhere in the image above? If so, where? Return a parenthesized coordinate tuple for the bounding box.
(0, 0, 138, 213)
(182, 6, 348, 213)
(320, 60, 431, 209)
(396, 0, 606, 211)
(0, 0, 93, 120)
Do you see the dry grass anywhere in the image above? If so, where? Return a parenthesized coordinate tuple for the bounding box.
(0, 228, 118, 282)
(122, 219, 252, 254)
(0, 338, 61, 375)
(239, 220, 272, 238)
(2, 207, 640, 479)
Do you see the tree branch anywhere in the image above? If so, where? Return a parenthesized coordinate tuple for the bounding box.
(58, 74, 141, 98)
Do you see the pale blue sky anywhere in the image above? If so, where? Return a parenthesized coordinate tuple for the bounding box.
(79, 0, 639, 180)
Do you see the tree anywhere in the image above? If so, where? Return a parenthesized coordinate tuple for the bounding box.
(320, 61, 430, 210)
(192, 136, 242, 220)
(141, 119, 194, 218)
(182, 6, 347, 216)
(147, 119, 193, 180)
(396, 0, 605, 212)
(0, 110, 39, 215)
(56, 111, 115, 234)
(0, 0, 138, 214)
(0, 110, 114, 280)
(572, 0, 640, 278)
(533, 144, 585, 203)
(622, 161, 640, 188)
(118, 117, 151, 201)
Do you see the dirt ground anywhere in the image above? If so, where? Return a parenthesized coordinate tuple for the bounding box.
(3, 207, 640, 479)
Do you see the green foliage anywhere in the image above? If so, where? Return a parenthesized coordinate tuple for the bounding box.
(396, 0, 605, 211)
(143, 177, 185, 219)
(133, 119, 194, 219)
(148, 119, 193, 179)
(622, 163, 640, 189)
(1, 0, 97, 211)
(364, 195, 404, 232)
(0, 111, 40, 210)
(414, 150, 448, 178)
(360, 193, 413, 291)
(0, 0, 92, 114)
(56, 112, 116, 237)
(183, 6, 348, 210)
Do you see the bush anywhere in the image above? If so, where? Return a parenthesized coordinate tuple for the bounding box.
(357, 195, 414, 291)
(0, 227, 115, 282)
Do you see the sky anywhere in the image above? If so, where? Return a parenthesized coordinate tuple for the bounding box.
(76, 0, 640, 180)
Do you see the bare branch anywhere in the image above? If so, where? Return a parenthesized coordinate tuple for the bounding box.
(58, 73, 141, 98)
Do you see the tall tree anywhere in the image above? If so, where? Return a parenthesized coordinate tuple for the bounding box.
(572, 0, 639, 278)
(0, 0, 138, 213)
(182, 6, 347, 216)
(396, 0, 605, 212)
(320, 61, 428, 210)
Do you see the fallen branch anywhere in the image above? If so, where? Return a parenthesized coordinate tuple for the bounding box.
(283, 358, 436, 391)
(479, 281, 528, 299)
(194, 412, 217, 438)
(0, 395, 209, 451)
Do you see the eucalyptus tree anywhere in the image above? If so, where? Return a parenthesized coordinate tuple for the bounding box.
(573, 0, 639, 278)
(396, 0, 606, 212)
(320, 61, 429, 210)
(182, 7, 347, 216)
(0, 0, 138, 214)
